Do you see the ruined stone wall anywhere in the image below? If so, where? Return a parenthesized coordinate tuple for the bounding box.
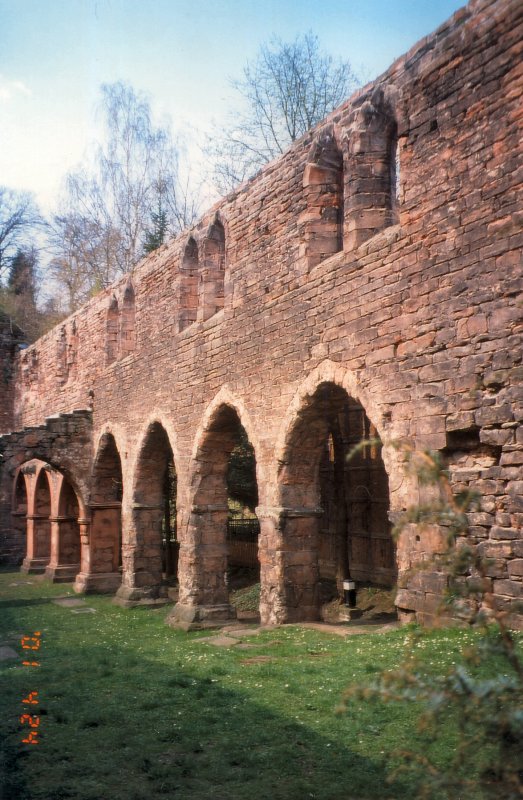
(1, 0, 522, 624)
(0, 411, 92, 564)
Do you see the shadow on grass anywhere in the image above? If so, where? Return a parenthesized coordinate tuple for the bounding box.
(0, 598, 55, 609)
(0, 572, 411, 800)
(2, 650, 411, 800)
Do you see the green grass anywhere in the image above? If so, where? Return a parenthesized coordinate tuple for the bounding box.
(0, 569, 511, 800)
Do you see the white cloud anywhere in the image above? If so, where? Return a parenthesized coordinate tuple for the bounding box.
(0, 75, 31, 103)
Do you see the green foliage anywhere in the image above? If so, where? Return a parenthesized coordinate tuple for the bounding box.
(143, 207, 168, 255)
(227, 425, 258, 511)
(230, 581, 261, 611)
(0, 248, 58, 342)
(342, 446, 523, 799)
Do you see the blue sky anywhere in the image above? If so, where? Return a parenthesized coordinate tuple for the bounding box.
(0, 0, 465, 212)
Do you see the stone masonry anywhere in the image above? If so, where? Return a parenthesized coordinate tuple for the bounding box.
(0, 0, 522, 628)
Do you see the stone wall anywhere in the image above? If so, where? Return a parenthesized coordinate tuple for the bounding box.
(0, 411, 92, 565)
(0, 0, 521, 626)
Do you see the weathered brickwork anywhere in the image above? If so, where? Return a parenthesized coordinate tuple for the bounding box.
(0, 0, 521, 627)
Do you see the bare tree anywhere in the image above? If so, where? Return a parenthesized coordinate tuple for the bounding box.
(49, 82, 200, 311)
(0, 187, 41, 283)
(47, 208, 123, 312)
(208, 33, 360, 195)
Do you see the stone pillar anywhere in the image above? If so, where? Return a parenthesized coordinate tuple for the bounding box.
(166, 503, 236, 629)
(44, 517, 80, 582)
(257, 505, 323, 625)
(74, 505, 121, 594)
(21, 514, 51, 573)
(76, 516, 91, 577)
(114, 503, 167, 606)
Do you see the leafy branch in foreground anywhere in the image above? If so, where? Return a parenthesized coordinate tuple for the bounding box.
(342, 445, 523, 800)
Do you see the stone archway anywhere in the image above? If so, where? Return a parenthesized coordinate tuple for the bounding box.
(75, 432, 123, 594)
(267, 381, 394, 623)
(168, 402, 260, 629)
(45, 477, 81, 583)
(21, 463, 52, 574)
(115, 421, 177, 605)
(11, 471, 28, 566)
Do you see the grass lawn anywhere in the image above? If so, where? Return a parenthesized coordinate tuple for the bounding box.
(0, 569, 509, 800)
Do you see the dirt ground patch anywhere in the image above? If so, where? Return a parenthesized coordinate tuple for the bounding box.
(320, 584, 397, 624)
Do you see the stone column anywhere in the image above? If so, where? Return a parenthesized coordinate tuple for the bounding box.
(257, 505, 323, 625)
(166, 502, 236, 629)
(74, 504, 121, 594)
(114, 503, 167, 606)
(21, 514, 51, 573)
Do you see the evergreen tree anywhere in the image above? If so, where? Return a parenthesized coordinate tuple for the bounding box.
(8, 248, 37, 300)
(143, 204, 168, 255)
(0, 248, 42, 342)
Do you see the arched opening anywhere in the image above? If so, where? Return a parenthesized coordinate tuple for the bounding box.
(105, 296, 119, 365)
(22, 468, 52, 573)
(119, 282, 136, 358)
(57, 480, 81, 567)
(226, 424, 260, 615)
(300, 129, 343, 270)
(11, 471, 28, 566)
(346, 98, 399, 248)
(56, 325, 68, 384)
(89, 433, 123, 583)
(199, 220, 225, 321)
(279, 382, 395, 622)
(179, 237, 199, 331)
(388, 123, 400, 224)
(66, 319, 78, 379)
(186, 405, 260, 620)
(45, 476, 82, 583)
(125, 422, 177, 602)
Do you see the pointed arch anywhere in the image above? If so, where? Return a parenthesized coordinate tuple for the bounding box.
(20, 464, 52, 573)
(191, 387, 261, 469)
(90, 430, 123, 574)
(169, 392, 261, 627)
(56, 325, 68, 384)
(300, 126, 344, 270)
(119, 281, 136, 358)
(115, 419, 178, 603)
(274, 360, 384, 479)
(62, 318, 79, 382)
(105, 295, 119, 365)
(12, 469, 28, 514)
(45, 477, 81, 580)
(271, 362, 397, 623)
(179, 236, 199, 331)
(346, 88, 400, 248)
(199, 218, 225, 321)
(11, 469, 28, 566)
